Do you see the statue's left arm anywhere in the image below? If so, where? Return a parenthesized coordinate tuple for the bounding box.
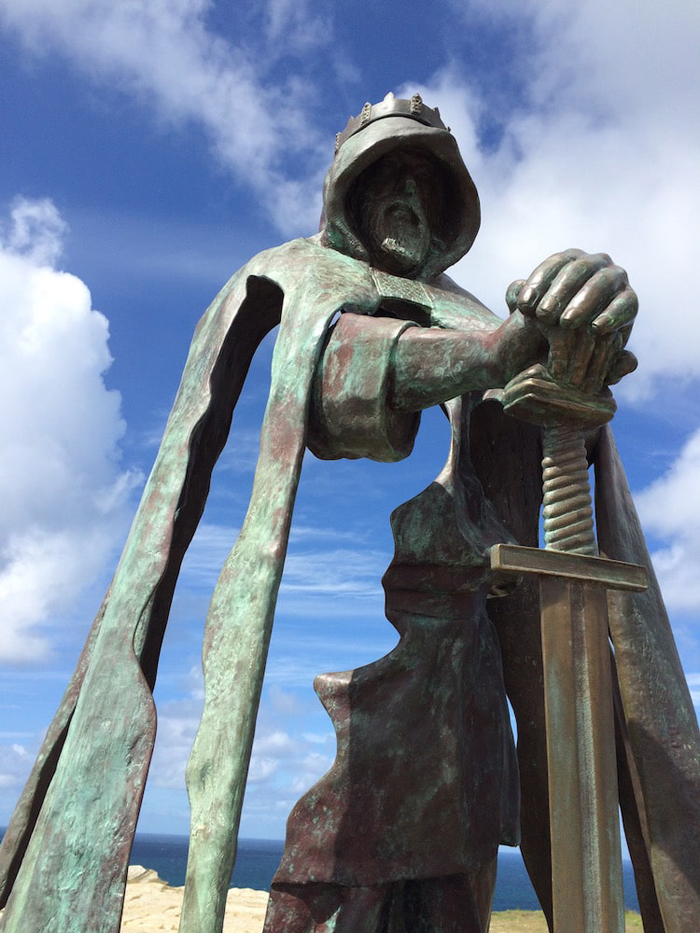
(390, 250, 638, 413)
(311, 250, 638, 449)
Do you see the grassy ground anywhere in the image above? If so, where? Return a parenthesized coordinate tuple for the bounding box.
(489, 910, 643, 931)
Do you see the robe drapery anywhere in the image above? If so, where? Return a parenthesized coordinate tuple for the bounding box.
(1, 104, 698, 933)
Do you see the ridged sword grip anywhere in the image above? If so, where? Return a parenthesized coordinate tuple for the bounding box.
(542, 425, 597, 556)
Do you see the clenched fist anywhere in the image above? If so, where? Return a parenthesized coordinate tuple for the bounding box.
(506, 249, 638, 393)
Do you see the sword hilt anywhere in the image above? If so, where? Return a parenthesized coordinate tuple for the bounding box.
(495, 362, 615, 553)
(541, 425, 596, 555)
(491, 363, 646, 933)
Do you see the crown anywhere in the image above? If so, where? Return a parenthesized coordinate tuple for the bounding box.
(334, 92, 450, 155)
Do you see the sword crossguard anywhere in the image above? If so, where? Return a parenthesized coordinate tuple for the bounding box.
(491, 362, 648, 590)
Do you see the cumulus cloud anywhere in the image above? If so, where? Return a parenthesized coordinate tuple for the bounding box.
(397, 4, 700, 637)
(0, 0, 329, 234)
(405, 0, 700, 395)
(0, 741, 32, 790)
(2, 1, 696, 378)
(635, 428, 700, 611)
(687, 673, 700, 708)
(0, 198, 140, 663)
(148, 680, 333, 814)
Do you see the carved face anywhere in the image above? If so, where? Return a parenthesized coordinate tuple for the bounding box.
(348, 149, 447, 278)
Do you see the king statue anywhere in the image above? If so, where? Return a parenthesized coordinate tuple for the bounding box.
(1, 93, 698, 933)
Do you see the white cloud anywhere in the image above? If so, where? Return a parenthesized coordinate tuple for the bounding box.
(687, 673, 700, 708)
(0, 198, 140, 663)
(178, 520, 387, 606)
(0, 740, 32, 791)
(2, 2, 696, 376)
(148, 687, 333, 803)
(0, 0, 329, 234)
(281, 547, 386, 598)
(635, 428, 700, 610)
(405, 0, 700, 396)
(264, 0, 330, 53)
(3, 197, 67, 266)
(146, 695, 202, 790)
(177, 523, 242, 589)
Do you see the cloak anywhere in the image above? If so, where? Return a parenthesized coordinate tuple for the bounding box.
(1, 107, 698, 933)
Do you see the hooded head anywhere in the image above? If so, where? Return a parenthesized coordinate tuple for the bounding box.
(320, 93, 480, 282)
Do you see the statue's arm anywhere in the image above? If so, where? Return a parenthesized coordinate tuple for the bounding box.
(309, 249, 638, 460)
(389, 309, 541, 411)
(393, 249, 638, 411)
(307, 312, 422, 463)
(306, 302, 543, 460)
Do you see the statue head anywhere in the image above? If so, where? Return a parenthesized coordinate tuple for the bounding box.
(320, 93, 480, 281)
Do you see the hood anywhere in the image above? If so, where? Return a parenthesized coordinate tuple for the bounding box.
(319, 114, 480, 281)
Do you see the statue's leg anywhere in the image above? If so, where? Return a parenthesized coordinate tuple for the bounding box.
(402, 860, 497, 933)
(263, 476, 515, 933)
(263, 883, 390, 932)
(263, 866, 496, 933)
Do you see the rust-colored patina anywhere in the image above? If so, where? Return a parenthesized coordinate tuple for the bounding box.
(0, 93, 698, 933)
(491, 373, 648, 933)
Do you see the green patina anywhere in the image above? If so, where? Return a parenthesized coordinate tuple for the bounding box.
(1, 93, 698, 933)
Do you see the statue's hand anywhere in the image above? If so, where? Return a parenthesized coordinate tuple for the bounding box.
(506, 249, 638, 393)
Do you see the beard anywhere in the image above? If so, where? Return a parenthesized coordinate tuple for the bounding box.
(371, 201, 431, 276)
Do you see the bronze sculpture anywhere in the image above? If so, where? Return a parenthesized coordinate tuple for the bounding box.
(0, 93, 698, 933)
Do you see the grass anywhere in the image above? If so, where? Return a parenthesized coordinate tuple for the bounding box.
(489, 909, 643, 931)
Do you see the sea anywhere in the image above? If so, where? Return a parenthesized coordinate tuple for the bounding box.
(0, 829, 641, 912)
(130, 834, 641, 913)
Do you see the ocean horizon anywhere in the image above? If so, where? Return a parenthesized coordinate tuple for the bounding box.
(0, 828, 641, 913)
(130, 833, 641, 913)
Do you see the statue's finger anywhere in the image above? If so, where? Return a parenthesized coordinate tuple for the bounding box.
(559, 265, 628, 328)
(590, 288, 638, 335)
(505, 279, 526, 313)
(567, 327, 597, 388)
(547, 328, 577, 382)
(517, 249, 585, 315)
(583, 333, 618, 394)
(605, 349, 639, 385)
(537, 253, 612, 324)
(617, 322, 633, 350)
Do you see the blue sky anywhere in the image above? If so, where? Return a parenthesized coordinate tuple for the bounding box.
(1, 0, 699, 842)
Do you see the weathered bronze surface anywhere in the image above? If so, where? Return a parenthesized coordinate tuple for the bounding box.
(539, 575, 623, 931)
(491, 544, 647, 591)
(491, 374, 648, 932)
(0, 92, 698, 933)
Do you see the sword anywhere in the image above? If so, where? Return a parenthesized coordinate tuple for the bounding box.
(490, 364, 647, 933)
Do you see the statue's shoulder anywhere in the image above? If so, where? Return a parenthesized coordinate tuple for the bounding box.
(242, 235, 356, 273)
(235, 236, 372, 292)
(196, 238, 377, 343)
(428, 272, 504, 332)
(231, 236, 316, 277)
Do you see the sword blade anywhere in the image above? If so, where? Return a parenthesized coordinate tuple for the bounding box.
(540, 575, 624, 932)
